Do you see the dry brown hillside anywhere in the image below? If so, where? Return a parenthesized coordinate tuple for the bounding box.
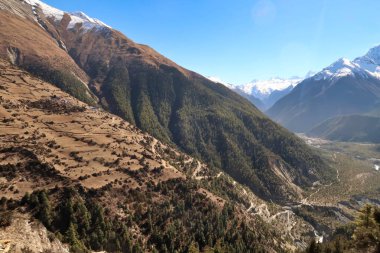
(0, 1, 88, 82)
(0, 59, 204, 200)
(0, 60, 321, 252)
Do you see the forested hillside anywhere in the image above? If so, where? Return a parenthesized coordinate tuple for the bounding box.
(0, 0, 333, 202)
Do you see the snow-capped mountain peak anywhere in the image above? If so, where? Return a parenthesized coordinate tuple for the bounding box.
(23, 0, 110, 31)
(239, 77, 302, 99)
(353, 45, 380, 75)
(313, 45, 380, 81)
(359, 44, 380, 64)
(329, 57, 356, 70)
(313, 58, 365, 81)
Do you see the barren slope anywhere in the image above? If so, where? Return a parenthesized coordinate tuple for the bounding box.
(0, 60, 323, 252)
(0, 0, 95, 104)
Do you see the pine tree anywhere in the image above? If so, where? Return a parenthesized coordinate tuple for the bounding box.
(333, 239, 342, 253)
(356, 204, 376, 228)
(187, 241, 200, 253)
(75, 200, 91, 237)
(21, 192, 30, 205)
(37, 191, 52, 228)
(307, 240, 320, 253)
(59, 196, 75, 231)
(66, 222, 87, 253)
(374, 207, 380, 225)
(353, 204, 378, 248)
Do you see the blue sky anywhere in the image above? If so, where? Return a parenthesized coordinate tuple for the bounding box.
(43, 0, 380, 84)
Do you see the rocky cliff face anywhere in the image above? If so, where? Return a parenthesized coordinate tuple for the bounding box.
(0, 213, 69, 253)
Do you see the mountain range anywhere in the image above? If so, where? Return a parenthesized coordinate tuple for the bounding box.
(237, 77, 303, 110)
(0, 0, 333, 202)
(0, 0, 344, 251)
(2, 0, 380, 252)
(209, 77, 303, 110)
(268, 46, 380, 136)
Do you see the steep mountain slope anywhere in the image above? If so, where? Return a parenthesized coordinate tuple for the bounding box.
(307, 115, 380, 143)
(268, 49, 380, 133)
(0, 0, 97, 105)
(207, 78, 266, 110)
(233, 88, 266, 110)
(263, 85, 295, 110)
(0, 59, 319, 252)
(0, 0, 331, 202)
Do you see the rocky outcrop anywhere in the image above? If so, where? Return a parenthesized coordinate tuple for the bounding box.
(0, 213, 69, 253)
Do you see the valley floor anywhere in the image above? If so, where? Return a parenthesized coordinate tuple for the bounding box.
(293, 135, 380, 235)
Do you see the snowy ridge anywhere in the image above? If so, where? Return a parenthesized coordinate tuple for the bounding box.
(354, 46, 380, 77)
(23, 0, 110, 31)
(313, 58, 368, 81)
(239, 77, 302, 99)
(207, 76, 302, 100)
(313, 45, 380, 81)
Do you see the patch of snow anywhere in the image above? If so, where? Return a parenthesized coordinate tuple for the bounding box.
(70, 12, 109, 28)
(23, 0, 110, 32)
(207, 76, 235, 89)
(23, 0, 41, 5)
(375, 165, 379, 171)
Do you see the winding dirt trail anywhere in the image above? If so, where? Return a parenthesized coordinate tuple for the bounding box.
(192, 161, 202, 178)
(299, 153, 341, 206)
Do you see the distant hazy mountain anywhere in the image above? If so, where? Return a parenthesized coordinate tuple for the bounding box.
(307, 104, 380, 143)
(231, 88, 264, 109)
(237, 77, 303, 110)
(207, 77, 265, 109)
(240, 77, 302, 100)
(268, 46, 380, 133)
(209, 76, 304, 110)
(307, 114, 380, 143)
(262, 85, 294, 110)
